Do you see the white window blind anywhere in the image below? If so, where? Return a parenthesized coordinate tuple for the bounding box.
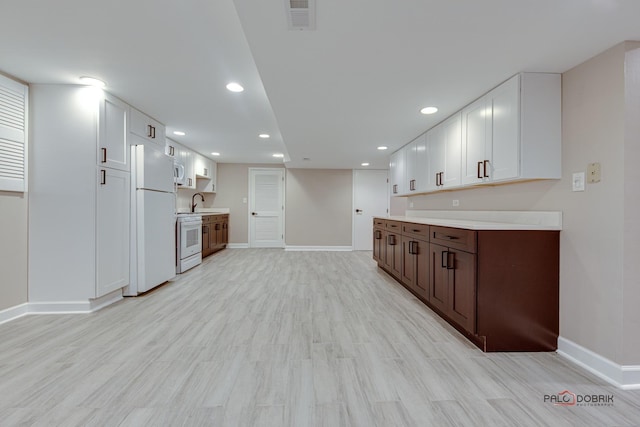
(0, 74, 28, 192)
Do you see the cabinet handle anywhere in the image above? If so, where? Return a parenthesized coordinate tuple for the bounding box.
(203, 225, 209, 233)
(477, 161, 483, 179)
(393, 184, 398, 194)
(374, 230, 382, 239)
(409, 179, 415, 191)
(215, 224, 220, 231)
(169, 146, 174, 156)
(409, 241, 418, 255)
(447, 252, 455, 270)
(100, 169, 106, 185)
(223, 223, 227, 229)
(387, 235, 396, 246)
(101, 148, 107, 163)
(441, 250, 448, 268)
(147, 124, 153, 138)
(152, 126, 156, 139)
(483, 160, 490, 178)
(204, 168, 208, 176)
(188, 178, 192, 186)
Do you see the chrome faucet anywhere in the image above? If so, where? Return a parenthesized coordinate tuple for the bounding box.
(191, 193, 205, 212)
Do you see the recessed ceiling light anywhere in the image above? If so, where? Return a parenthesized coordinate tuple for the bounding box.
(79, 76, 106, 88)
(226, 82, 244, 92)
(259, 134, 270, 139)
(173, 131, 186, 136)
(211, 152, 220, 156)
(361, 162, 370, 166)
(377, 146, 388, 150)
(273, 153, 284, 158)
(420, 106, 438, 115)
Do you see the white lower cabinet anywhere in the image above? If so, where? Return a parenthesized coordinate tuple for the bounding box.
(96, 167, 131, 297)
(29, 85, 130, 304)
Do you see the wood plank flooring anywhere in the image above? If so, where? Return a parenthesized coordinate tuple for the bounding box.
(1, 249, 639, 426)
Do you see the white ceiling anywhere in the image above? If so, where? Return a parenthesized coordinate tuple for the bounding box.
(1, 0, 639, 169)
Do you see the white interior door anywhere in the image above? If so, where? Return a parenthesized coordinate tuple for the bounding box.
(353, 169, 389, 251)
(249, 168, 285, 248)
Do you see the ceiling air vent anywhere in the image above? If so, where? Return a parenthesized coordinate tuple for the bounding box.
(285, 0, 316, 31)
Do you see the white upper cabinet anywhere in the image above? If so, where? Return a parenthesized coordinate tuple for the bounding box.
(389, 149, 405, 196)
(462, 73, 561, 185)
(129, 107, 166, 146)
(404, 134, 428, 194)
(427, 113, 463, 191)
(98, 93, 129, 172)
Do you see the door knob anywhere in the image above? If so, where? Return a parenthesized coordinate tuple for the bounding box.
(251, 212, 257, 216)
(355, 209, 363, 213)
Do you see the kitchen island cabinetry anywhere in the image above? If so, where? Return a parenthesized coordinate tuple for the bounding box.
(29, 85, 131, 307)
(373, 216, 559, 352)
(201, 214, 229, 258)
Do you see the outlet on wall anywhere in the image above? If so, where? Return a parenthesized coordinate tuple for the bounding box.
(409, 202, 414, 208)
(452, 199, 460, 207)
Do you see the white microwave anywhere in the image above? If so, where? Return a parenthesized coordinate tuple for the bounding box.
(174, 160, 185, 185)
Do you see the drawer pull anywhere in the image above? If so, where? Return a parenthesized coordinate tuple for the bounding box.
(447, 252, 455, 270)
(441, 251, 448, 268)
(412, 229, 421, 233)
(477, 161, 483, 179)
(484, 160, 490, 178)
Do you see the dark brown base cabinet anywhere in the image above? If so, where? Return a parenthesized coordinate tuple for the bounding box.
(373, 218, 559, 352)
(202, 214, 229, 258)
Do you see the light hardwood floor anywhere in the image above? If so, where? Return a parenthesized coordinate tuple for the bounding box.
(1, 249, 639, 426)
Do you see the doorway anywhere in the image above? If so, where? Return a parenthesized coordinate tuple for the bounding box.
(248, 168, 285, 248)
(352, 169, 389, 250)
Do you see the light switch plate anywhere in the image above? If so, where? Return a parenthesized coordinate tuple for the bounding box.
(572, 172, 585, 192)
(587, 162, 601, 183)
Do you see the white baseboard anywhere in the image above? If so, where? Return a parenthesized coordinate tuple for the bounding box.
(227, 243, 249, 249)
(0, 292, 123, 324)
(0, 303, 29, 325)
(557, 336, 640, 390)
(285, 246, 353, 252)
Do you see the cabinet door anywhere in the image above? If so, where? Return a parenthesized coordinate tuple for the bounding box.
(429, 243, 449, 313)
(98, 94, 129, 172)
(414, 238, 429, 300)
(165, 140, 176, 157)
(202, 222, 211, 256)
(222, 217, 228, 246)
(389, 149, 405, 196)
(182, 147, 196, 189)
(461, 98, 491, 185)
(401, 235, 416, 291)
(96, 168, 130, 297)
(129, 107, 165, 145)
(447, 249, 477, 333)
(373, 228, 385, 264)
(442, 112, 462, 188)
(426, 125, 443, 191)
(384, 232, 401, 277)
(488, 74, 520, 182)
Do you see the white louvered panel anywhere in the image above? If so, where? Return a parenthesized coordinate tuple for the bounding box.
(255, 174, 280, 211)
(0, 75, 27, 192)
(255, 217, 280, 241)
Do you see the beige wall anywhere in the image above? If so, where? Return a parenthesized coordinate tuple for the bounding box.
(401, 41, 640, 365)
(285, 169, 353, 246)
(0, 191, 28, 311)
(622, 46, 640, 365)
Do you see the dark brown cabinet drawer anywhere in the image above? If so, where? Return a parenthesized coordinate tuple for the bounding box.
(386, 220, 402, 231)
(402, 222, 429, 239)
(373, 218, 386, 228)
(430, 226, 477, 253)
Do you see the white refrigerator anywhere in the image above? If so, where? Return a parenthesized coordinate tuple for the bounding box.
(125, 143, 176, 296)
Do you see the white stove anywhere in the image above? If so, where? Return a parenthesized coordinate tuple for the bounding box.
(176, 213, 202, 273)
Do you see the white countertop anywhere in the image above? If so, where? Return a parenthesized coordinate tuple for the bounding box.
(176, 207, 230, 214)
(378, 210, 562, 231)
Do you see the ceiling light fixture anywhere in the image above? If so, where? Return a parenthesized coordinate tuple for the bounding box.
(211, 152, 220, 156)
(377, 146, 388, 150)
(259, 133, 270, 139)
(79, 76, 106, 88)
(226, 82, 244, 92)
(420, 106, 438, 115)
(361, 162, 370, 166)
(173, 131, 186, 136)
(273, 153, 284, 158)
